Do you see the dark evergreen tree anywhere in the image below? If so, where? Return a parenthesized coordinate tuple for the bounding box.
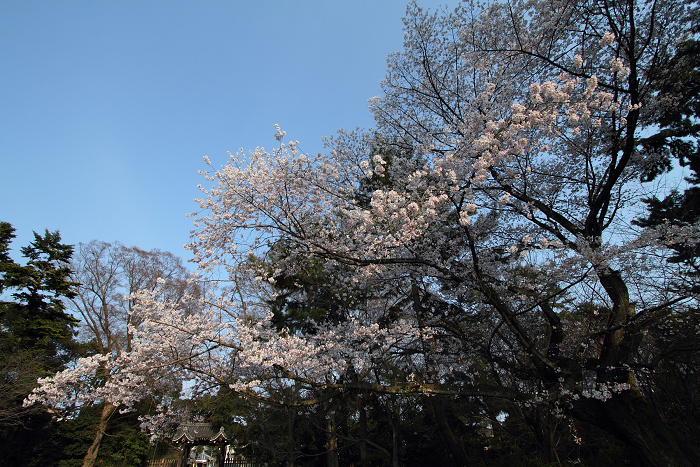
(0, 224, 79, 348)
(635, 35, 700, 275)
(0, 222, 80, 466)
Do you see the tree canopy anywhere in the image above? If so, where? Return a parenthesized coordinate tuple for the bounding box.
(26, 1, 700, 466)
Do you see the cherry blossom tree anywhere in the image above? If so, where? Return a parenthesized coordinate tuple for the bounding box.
(27, 241, 198, 467)
(27, 0, 700, 465)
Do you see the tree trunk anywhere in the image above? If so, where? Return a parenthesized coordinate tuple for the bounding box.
(326, 413, 339, 467)
(359, 396, 368, 467)
(597, 268, 636, 373)
(286, 407, 296, 467)
(82, 402, 117, 467)
(524, 408, 561, 464)
(430, 396, 470, 467)
(391, 417, 399, 467)
(573, 390, 700, 467)
(383, 400, 401, 467)
(587, 265, 700, 466)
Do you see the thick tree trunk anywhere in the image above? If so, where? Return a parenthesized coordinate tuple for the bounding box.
(573, 390, 700, 467)
(82, 402, 117, 467)
(430, 396, 470, 467)
(597, 269, 636, 373)
(585, 266, 699, 466)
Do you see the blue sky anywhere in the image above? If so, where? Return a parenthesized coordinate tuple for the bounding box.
(1, 1, 457, 264)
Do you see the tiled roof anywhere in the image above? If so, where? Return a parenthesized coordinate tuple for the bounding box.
(172, 423, 229, 444)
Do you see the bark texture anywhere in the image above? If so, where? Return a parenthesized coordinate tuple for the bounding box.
(81, 402, 116, 467)
(430, 396, 470, 467)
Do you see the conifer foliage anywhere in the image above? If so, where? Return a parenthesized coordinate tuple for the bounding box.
(0, 222, 79, 465)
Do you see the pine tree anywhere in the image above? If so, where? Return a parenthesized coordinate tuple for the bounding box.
(0, 222, 80, 466)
